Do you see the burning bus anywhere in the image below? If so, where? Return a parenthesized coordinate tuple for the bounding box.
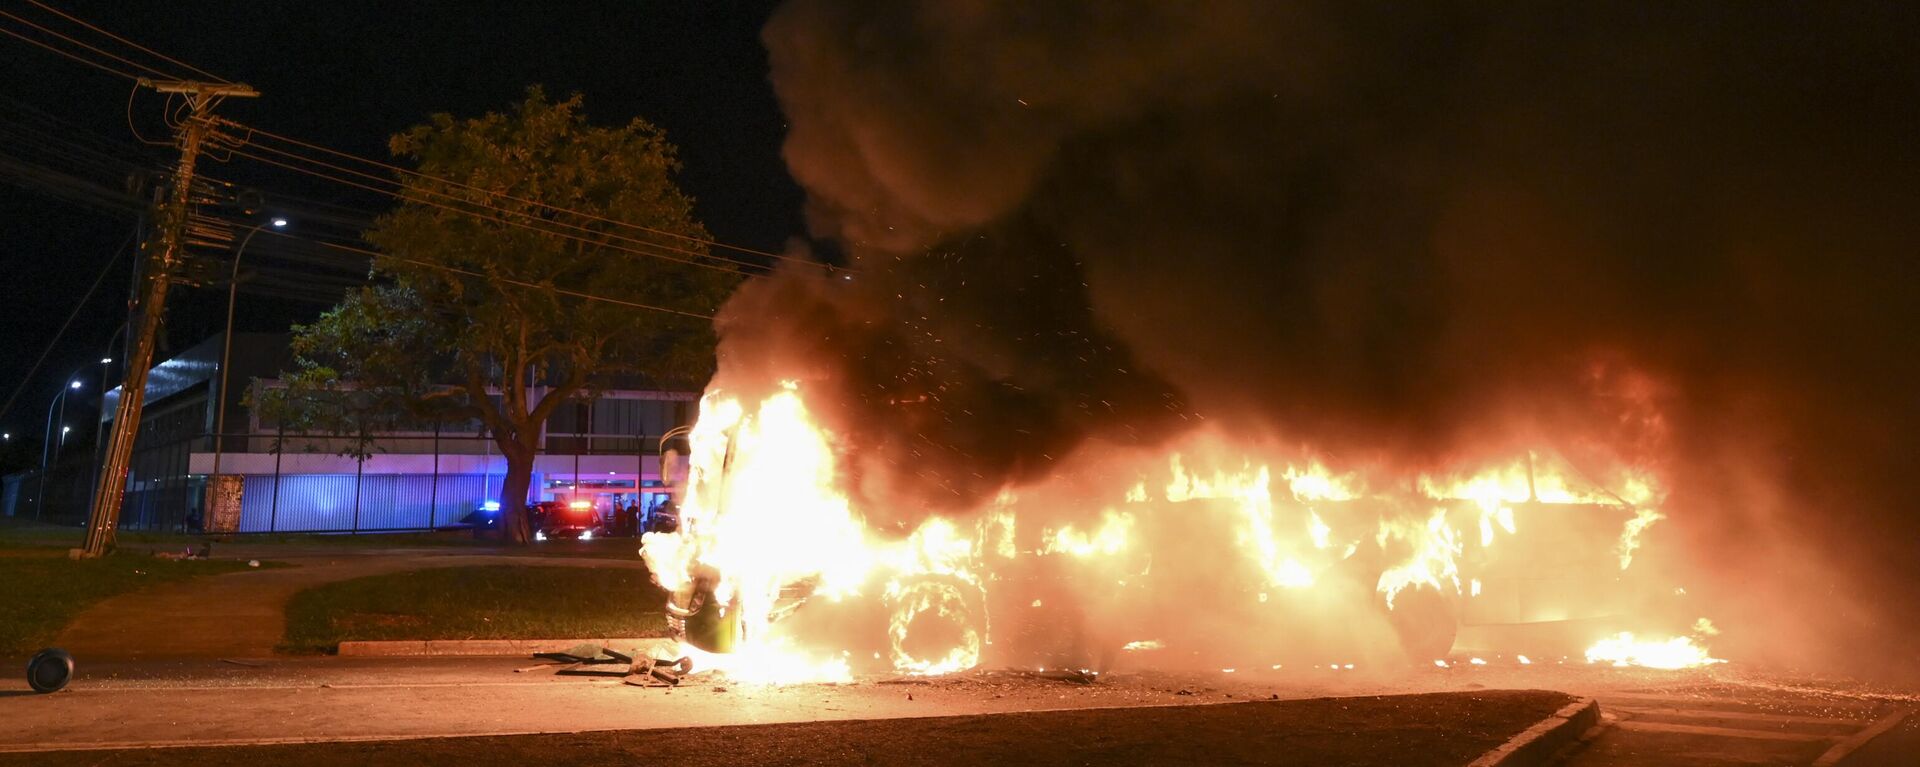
(641, 382, 1707, 683)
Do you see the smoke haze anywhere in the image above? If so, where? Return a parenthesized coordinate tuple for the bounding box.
(731, 2, 1920, 675)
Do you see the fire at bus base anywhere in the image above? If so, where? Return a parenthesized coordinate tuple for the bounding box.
(639, 380, 1723, 685)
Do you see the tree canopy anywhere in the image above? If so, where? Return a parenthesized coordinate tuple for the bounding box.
(264, 88, 741, 542)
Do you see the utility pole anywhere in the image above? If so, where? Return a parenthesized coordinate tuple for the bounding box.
(78, 79, 257, 558)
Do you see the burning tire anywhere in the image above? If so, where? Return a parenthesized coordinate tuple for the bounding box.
(666, 576, 819, 656)
(666, 579, 743, 653)
(885, 574, 986, 675)
(1385, 585, 1459, 662)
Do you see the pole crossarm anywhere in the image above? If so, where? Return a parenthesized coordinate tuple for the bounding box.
(139, 79, 258, 99)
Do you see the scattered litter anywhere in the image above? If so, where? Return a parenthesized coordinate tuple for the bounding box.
(154, 544, 214, 561)
(531, 645, 695, 688)
(1036, 668, 1099, 685)
(248, 560, 260, 567)
(978, 667, 1101, 685)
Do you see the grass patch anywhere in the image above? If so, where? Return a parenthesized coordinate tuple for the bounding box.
(0, 550, 263, 656)
(282, 565, 669, 653)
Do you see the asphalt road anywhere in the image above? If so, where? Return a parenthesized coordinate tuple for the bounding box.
(1, 653, 1912, 764)
(0, 690, 1576, 767)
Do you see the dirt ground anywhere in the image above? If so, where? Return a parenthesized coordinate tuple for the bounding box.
(0, 690, 1573, 767)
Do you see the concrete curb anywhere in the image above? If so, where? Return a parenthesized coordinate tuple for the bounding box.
(337, 637, 676, 657)
(1812, 706, 1914, 767)
(1466, 696, 1601, 767)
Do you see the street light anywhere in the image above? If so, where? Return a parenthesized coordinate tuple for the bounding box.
(38, 372, 85, 519)
(212, 216, 289, 484)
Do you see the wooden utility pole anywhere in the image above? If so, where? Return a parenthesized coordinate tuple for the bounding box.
(78, 79, 257, 559)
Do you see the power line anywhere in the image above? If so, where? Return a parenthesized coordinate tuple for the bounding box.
(226, 138, 775, 275)
(257, 229, 715, 321)
(124, 83, 169, 146)
(227, 121, 831, 269)
(0, 231, 136, 426)
(0, 21, 139, 80)
(26, 0, 231, 84)
(0, 90, 160, 164)
(0, 10, 180, 81)
(6, 2, 814, 273)
(225, 145, 764, 277)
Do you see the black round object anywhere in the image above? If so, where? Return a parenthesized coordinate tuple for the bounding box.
(27, 648, 73, 693)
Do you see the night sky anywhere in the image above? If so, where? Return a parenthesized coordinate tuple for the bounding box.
(1, 0, 799, 451)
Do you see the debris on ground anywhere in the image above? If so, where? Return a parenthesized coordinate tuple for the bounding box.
(528, 645, 696, 688)
(975, 668, 1103, 685)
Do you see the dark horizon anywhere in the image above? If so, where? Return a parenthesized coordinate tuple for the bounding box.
(1, 0, 800, 450)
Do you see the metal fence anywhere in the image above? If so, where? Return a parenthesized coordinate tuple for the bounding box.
(3, 428, 678, 535)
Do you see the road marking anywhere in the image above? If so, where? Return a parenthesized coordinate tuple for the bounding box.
(1599, 691, 1880, 714)
(1614, 720, 1839, 743)
(1812, 707, 1914, 767)
(1607, 705, 1868, 727)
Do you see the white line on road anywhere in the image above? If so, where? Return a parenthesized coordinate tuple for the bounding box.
(1614, 720, 1840, 743)
(1606, 705, 1870, 727)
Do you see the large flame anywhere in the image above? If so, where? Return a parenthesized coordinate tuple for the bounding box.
(1585, 631, 1725, 670)
(642, 381, 1712, 683)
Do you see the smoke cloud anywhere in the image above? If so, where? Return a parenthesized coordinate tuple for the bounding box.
(735, 1, 1920, 674)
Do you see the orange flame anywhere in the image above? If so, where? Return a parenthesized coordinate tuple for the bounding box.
(644, 382, 1688, 682)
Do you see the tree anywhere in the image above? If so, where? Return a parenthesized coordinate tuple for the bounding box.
(265, 89, 740, 543)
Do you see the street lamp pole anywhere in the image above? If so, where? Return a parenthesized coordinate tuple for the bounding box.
(37, 375, 83, 520)
(211, 217, 286, 486)
(88, 323, 126, 515)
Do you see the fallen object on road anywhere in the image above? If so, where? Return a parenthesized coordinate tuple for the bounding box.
(529, 645, 695, 688)
(27, 648, 74, 693)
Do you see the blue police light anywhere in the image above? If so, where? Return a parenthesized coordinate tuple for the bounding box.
(481, 500, 501, 512)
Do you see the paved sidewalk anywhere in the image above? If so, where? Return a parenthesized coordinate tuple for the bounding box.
(0, 686, 1571, 766)
(0, 657, 1519, 754)
(54, 551, 649, 661)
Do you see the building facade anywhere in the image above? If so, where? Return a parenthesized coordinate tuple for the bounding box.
(2, 333, 699, 534)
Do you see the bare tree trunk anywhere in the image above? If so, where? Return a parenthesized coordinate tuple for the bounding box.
(498, 453, 535, 545)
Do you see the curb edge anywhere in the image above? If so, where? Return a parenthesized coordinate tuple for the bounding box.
(1467, 696, 1601, 767)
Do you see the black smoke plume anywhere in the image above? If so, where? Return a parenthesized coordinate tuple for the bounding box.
(734, 1, 1920, 674)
